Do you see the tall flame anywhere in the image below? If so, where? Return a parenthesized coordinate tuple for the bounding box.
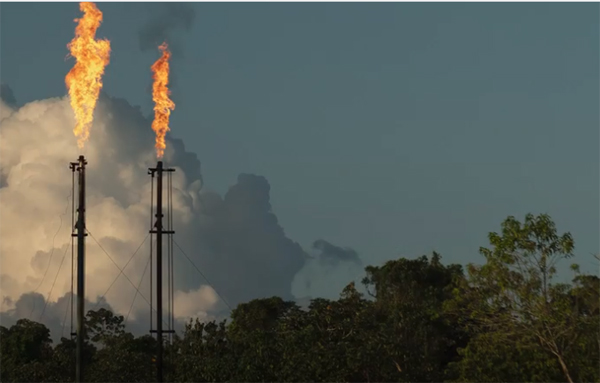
(65, 2, 111, 149)
(151, 42, 175, 159)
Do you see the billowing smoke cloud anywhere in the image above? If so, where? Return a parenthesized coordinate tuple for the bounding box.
(312, 239, 362, 266)
(292, 239, 364, 300)
(0, 92, 311, 339)
(181, 173, 308, 306)
(138, 3, 195, 60)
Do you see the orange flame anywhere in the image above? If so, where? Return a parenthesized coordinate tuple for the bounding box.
(65, 2, 111, 149)
(151, 42, 175, 159)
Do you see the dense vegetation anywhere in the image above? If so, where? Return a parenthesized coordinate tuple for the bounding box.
(1, 214, 598, 382)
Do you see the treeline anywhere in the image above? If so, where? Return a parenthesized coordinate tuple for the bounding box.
(1, 214, 598, 382)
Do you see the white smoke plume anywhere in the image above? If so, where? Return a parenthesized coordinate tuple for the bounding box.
(0, 91, 365, 340)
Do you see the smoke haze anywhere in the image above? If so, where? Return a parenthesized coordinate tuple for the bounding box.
(292, 239, 365, 300)
(0, 84, 16, 108)
(138, 3, 196, 59)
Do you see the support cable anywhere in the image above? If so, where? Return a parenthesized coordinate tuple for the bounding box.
(29, 191, 72, 318)
(171, 177, 175, 377)
(125, 247, 152, 325)
(90, 233, 149, 310)
(171, 173, 174, 340)
(171, 173, 175, 337)
(61, 291, 70, 339)
(171, 176, 175, 337)
(40, 243, 70, 321)
(165, 171, 168, 339)
(168, 171, 175, 374)
(166, 170, 171, 340)
(172, 239, 232, 312)
(71, 167, 75, 338)
(150, 173, 154, 331)
(62, 168, 77, 339)
(87, 230, 170, 329)
(168, 170, 174, 342)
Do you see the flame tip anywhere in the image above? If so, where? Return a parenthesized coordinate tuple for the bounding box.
(151, 41, 174, 157)
(66, 0, 110, 147)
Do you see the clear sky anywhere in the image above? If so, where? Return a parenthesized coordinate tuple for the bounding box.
(1, 2, 598, 276)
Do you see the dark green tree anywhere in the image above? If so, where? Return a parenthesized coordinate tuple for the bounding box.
(447, 213, 598, 383)
(227, 297, 297, 381)
(84, 308, 155, 382)
(0, 319, 54, 382)
(170, 319, 234, 382)
(2, 213, 596, 383)
(362, 252, 467, 382)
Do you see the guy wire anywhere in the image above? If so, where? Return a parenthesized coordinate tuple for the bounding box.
(168, 171, 170, 339)
(71, 164, 75, 338)
(163, 169, 169, 365)
(169, 170, 173, 342)
(171, 171, 175, 339)
(170, 171, 174, 341)
(169, 171, 174, 367)
(166, 169, 170, 341)
(150, 172, 154, 332)
(171, 172, 174, 339)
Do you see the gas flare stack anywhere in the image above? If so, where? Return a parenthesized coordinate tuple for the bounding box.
(148, 160, 176, 383)
(69, 155, 87, 383)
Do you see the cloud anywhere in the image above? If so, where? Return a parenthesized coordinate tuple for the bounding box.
(0, 292, 113, 340)
(174, 286, 219, 321)
(173, 172, 308, 308)
(0, 92, 309, 340)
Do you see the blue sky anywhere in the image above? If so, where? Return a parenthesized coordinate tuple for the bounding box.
(1, 2, 598, 276)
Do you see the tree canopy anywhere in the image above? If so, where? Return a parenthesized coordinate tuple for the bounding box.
(1, 214, 597, 382)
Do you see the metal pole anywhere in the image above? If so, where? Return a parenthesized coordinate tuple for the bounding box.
(156, 160, 164, 383)
(148, 161, 174, 381)
(75, 155, 87, 383)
